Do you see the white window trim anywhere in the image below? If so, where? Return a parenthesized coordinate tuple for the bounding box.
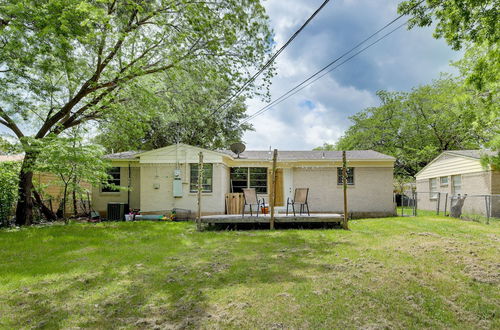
(429, 178, 438, 200)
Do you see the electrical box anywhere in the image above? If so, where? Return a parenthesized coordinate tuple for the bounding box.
(173, 169, 182, 197)
(173, 178, 182, 197)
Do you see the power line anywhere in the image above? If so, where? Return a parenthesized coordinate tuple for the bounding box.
(240, 0, 423, 125)
(210, 0, 331, 116)
(241, 21, 408, 124)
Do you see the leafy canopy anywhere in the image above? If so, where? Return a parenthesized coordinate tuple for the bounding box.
(94, 65, 253, 152)
(0, 0, 273, 141)
(330, 76, 494, 176)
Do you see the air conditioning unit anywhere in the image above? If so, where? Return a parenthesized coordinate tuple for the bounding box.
(107, 202, 128, 221)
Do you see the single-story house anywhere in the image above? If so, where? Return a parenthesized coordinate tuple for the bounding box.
(92, 143, 396, 218)
(415, 150, 499, 217)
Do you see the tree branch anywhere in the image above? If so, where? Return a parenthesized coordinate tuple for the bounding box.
(0, 106, 24, 138)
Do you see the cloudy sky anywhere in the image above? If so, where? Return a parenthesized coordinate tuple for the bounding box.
(242, 0, 462, 150)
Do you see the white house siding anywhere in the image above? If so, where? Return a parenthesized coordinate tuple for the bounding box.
(92, 164, 141, 217)
(139, 162, 227, 215)
(416, 154, 484, 180)
(416, 153, 499, 217)
(292, 166, 394, 217)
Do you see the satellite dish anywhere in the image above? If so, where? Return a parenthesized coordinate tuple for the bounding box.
(230, 142, 246, 158)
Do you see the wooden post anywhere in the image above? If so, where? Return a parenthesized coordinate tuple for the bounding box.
(270, 149, 278, 230)
(342, 151, 349, 230)
(197, 152, 203, 231)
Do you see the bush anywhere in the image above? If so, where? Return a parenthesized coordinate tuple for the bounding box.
(0, 161, 19, 226)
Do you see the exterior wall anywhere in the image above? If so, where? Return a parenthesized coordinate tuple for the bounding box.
(91, 165, 141, 217)
(416, 171, 498, 216)
(292, 166, 394, 217)
(416, 153, 485, 180)
(139, 162, 227, 216)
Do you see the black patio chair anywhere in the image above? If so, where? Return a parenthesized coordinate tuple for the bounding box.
(286, 188, 310, 216)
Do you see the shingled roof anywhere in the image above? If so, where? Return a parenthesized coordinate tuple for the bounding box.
(104, 151, 141, 160)
(104, 147, 395, 161)
(0, 154, 24, 162)
(219, 150, 395, 161)
(446, 150, 497, 159)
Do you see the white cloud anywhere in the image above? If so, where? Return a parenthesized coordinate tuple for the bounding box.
(242, 0, 459, 150)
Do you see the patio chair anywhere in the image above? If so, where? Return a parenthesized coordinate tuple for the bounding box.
(286, 188, 310, 216)
(242, 188, 264, 217)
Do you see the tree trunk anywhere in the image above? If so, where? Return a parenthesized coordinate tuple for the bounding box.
(72, 188, 78, 216)
(62, 183, 68, 224)
(33, 190, 57, 221)
(15, 152, 37, 226)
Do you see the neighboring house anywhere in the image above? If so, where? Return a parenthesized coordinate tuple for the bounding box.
(92, 143, 396, 218)
(415, 150, 500, 217)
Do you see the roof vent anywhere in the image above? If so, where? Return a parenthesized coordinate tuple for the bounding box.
(230, 142, 246, 158)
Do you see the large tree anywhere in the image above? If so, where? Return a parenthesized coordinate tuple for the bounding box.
(327, 77, 493, 176)
(399, 0, 499, 165)
(0, 0, 273, 225)
(94, 65, 253, 152)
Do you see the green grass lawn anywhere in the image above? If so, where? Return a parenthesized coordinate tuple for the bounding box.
(1, 217, 499, 329)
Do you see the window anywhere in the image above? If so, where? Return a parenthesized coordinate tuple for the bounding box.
(190, 164, 213, 193)
(452, 175, 462, 195)
(230, 167, 268, 193)
(429, 178, 438, 199)
(440, 176, 448, 186)
(337, 167, 354, 185)
(249, 167, 268, 193)
(102, 167, 120, 192)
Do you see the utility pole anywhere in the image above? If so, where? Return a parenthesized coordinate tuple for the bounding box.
(342, 151, 349, 230)
(197, 152, 203, 231)
(270, 149, 278, 230)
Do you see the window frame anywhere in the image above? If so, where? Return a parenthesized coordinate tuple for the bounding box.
(230, 167, 268, 194)
(101, 167, 121, 193)
(451, 175, 462, 195)
(189, 163, 213, 193)
(440, 176, 449, 186)
(337, 167, 354, 185)
(429, 178, 438, 200)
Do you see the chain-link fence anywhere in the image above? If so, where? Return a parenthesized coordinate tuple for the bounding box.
(397, 191, 499, 224)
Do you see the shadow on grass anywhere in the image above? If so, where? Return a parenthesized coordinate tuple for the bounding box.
(0, 223, 353, 328)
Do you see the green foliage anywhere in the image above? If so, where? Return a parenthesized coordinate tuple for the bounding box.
(33, 134, 111, 217)
(0, 0, 274, 224)
(313, 143, 335, 151)
(453, 44, 500, 167)
(332, 77, 493, 176)
(0, 161, 19, 226)
(95, 67, 253, 152)
(0, 137, 20, 155)
(399, 0, 500, 167)
(398, 0, 499, 50)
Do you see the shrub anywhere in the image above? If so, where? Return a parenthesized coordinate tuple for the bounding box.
(0, 161, 20, 226)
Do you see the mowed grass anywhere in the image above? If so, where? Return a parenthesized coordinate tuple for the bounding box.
(0, 217, 499, 329)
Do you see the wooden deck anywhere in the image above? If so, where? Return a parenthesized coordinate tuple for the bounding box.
(200, 213, 343, 224)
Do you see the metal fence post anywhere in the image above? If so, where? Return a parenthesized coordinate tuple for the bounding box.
(485, 195, 490, 225)
(443, 193, 448, 216)
(436, 192, 441, 215)
(414, 192, 418, 216)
